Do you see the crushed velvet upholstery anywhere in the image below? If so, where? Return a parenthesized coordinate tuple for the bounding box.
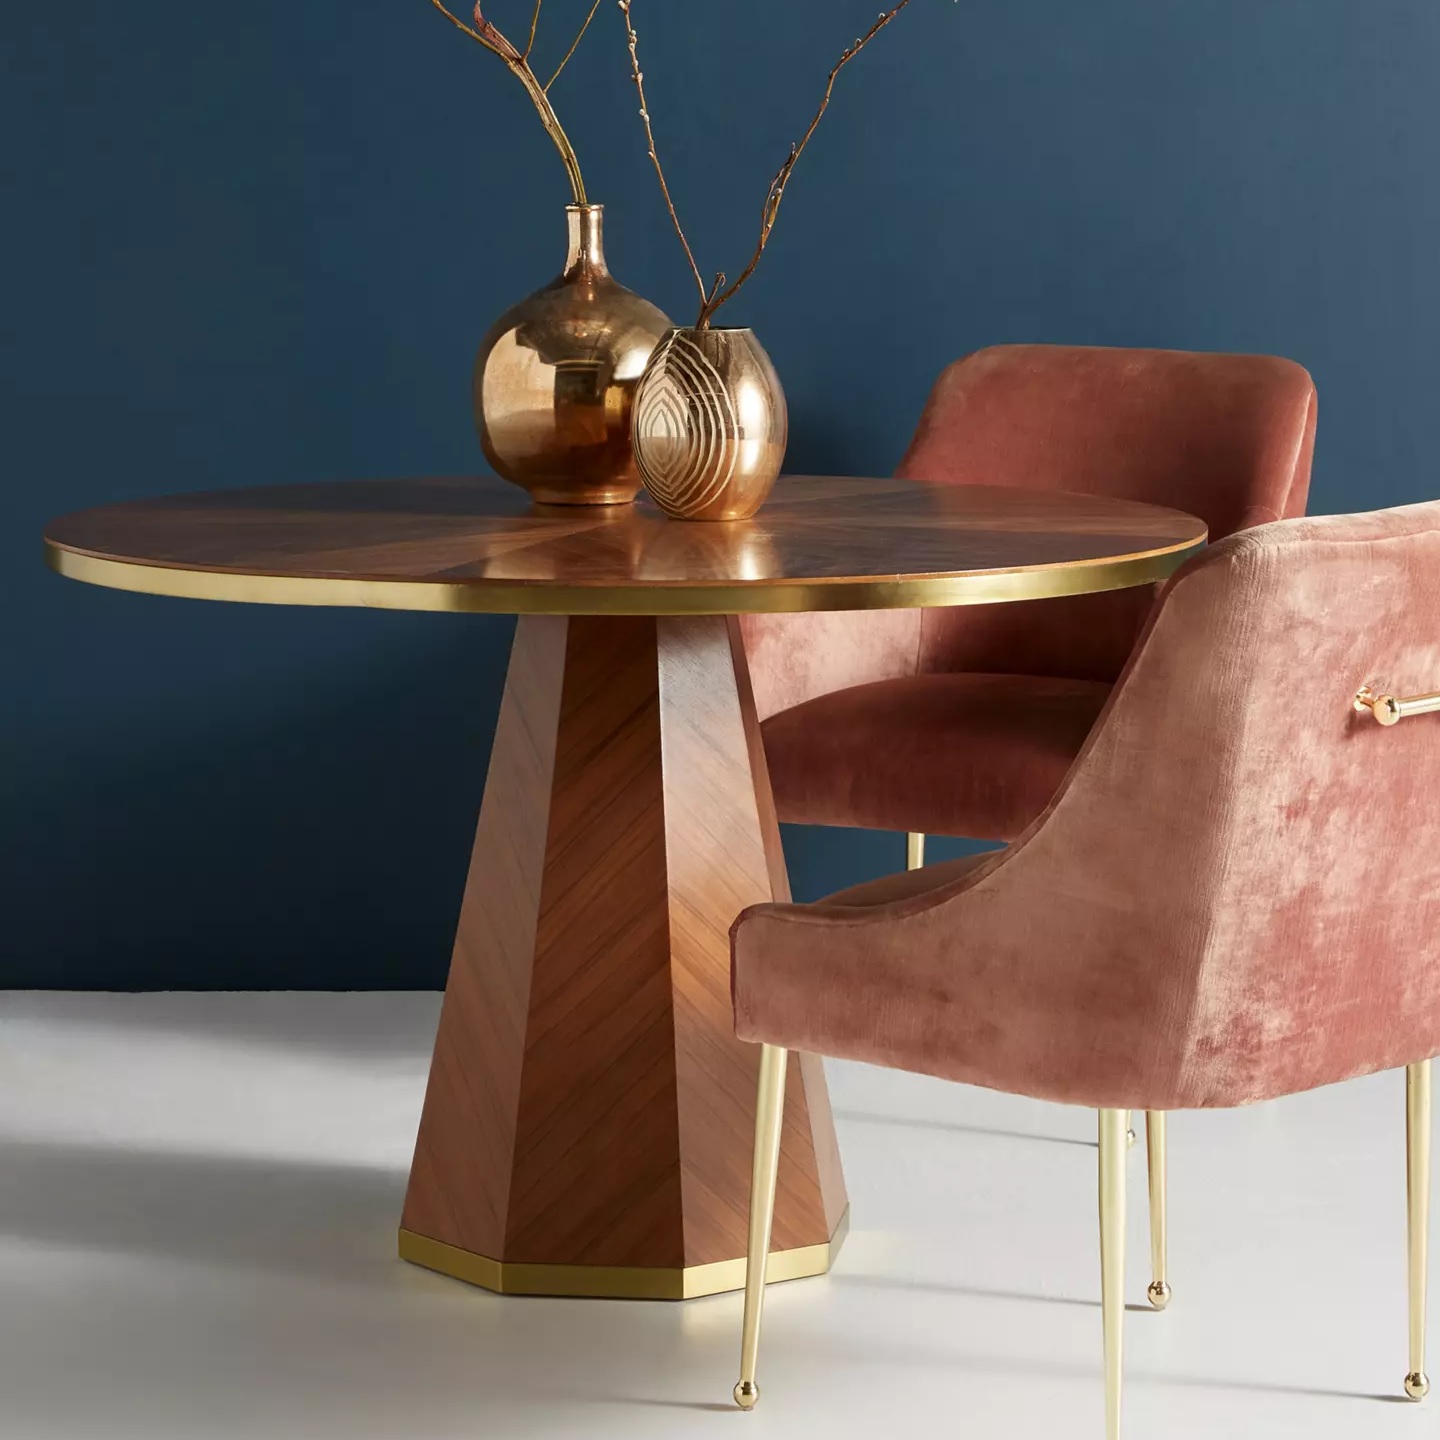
(734, 504, 1440, 1110)
(761, 673, 1109, 835)
(743, 344, 1318, 841)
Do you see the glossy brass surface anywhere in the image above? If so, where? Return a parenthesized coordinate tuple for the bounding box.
(1407, 1059, 1431, 1401)
(47, 540, 1203, 616)
(735, 1044, 790, 1408)
(398, 1207, 846, 1301)
(1354, 685, 1440, 726)
(633, 327, 788, 521)
(1098, 1108, 1127, 1440)
(1146, 1111, 1171, 1311)
(474, 205, 671, 505)
(905, 832, 925, 871)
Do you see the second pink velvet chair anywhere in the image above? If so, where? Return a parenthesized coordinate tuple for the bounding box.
(743, 344, 1318, 863)
(730, 503, 1440, 1436)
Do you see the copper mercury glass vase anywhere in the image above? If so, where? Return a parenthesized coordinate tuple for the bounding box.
(473, 205, 671, 506)
(631, 327, 788, 521)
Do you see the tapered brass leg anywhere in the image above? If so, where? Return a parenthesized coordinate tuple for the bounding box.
(1146, 1111, 1170, 1309)
(735, 1044, 789, 1410)
(906, 832, 925, 871)
(1406, 1059, 1432, 1401)
(1099, 1109, 1127, 1440)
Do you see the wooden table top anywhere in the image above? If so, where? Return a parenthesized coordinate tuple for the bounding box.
(44, 474, 1207, 615)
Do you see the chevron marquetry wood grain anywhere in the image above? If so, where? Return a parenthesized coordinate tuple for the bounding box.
(396, 616, 566, 1261)
(400, 612, 846, 1281)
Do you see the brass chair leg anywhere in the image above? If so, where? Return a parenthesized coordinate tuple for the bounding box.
(1126, 1110, 1136, 1148)
(734, 1044, 789, 1410)
(906, 832, 925, 871)
(1146, 1111, 1171, 1309)
(1406, 1059, 1432, 1401)
(1099, 1108, 1127, 1440)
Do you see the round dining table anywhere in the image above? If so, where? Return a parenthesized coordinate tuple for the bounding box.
(44, 473, 1207, 1299)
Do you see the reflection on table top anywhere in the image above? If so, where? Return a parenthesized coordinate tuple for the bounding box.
(44, 474, 1208, 616)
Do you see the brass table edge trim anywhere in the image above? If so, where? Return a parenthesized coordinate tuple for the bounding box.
(397, 1207, 850, 1301)
(44, 540, 1206, 616)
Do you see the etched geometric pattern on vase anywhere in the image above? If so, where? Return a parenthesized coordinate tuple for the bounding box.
(633, 327, 788, 522)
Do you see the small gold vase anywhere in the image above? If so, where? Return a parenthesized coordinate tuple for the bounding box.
(474, 205, 671, 506)
(632, 327, 788, 521)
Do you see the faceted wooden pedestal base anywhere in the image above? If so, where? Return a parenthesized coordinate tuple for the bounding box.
(399, 614, 848, 1299)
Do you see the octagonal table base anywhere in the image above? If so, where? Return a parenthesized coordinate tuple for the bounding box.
(399, 613, 849, 1299)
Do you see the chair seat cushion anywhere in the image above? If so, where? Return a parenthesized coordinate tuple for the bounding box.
(761, 673, 1111, 841)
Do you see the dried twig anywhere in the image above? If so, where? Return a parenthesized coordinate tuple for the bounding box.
(522, 0, 542, 61)
(620, 1, 915, 328)
(545, 0, 603, 90)
(700, 2, 913, 326)
(618, 0, 708, 312)
(428, 0, 511, 57)
(427, 0, 589, 203)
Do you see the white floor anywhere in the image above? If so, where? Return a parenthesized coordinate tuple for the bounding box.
(0, 992, 1432, 1440)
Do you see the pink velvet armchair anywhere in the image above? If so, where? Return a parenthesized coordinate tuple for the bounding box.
(730, 503, 1440, 1436)
(743, 344, 1318, 863)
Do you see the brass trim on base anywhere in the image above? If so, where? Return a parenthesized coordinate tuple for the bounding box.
(398, 1207, 849, 1301)
(44, 541, 1205, 618)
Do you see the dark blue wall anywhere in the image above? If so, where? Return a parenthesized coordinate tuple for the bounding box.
(5, 1, 1436, 987)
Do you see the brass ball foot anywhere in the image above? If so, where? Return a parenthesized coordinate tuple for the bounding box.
(734, 1380, 759, 1410)
(1147, 1280, 1172, 1311)
(1404, 1372, 1429, 1402)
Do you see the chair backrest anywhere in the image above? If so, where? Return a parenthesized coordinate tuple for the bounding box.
(992, 501, 1440, 1105)
(740, 344, 1317, 724)
(899, 344, 1318, 683)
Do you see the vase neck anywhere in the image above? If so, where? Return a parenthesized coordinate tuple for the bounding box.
(563, 205, 608, 280)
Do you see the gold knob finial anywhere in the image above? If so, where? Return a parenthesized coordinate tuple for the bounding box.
(1355, 686, 1404, 725)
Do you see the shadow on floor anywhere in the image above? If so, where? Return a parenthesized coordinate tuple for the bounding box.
(0, 1136, 408, 1287)
(834, 1271, 1155, 1312)
(833, 1109, 1096, 1148)
(0, 1134, 1406, 1423)
(0, 991, 443, 1065)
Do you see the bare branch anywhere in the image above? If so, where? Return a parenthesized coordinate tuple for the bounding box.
(522, 0, 542, 62)
(427, 0, 588, 202)
(545, 0, 602, 90)
(428, 0, 511, 59)
(700, 0, 914, 325)
(618, 0, 708, 313)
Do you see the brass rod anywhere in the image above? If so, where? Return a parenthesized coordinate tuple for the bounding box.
(1406, 1060, 1432, 1401)
(1146, 1112, 1171, 1309)
(1355, 686, 1440, 726)
(1099, 1108, 1127, 1440)
(735, 1044, 789, 1409)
